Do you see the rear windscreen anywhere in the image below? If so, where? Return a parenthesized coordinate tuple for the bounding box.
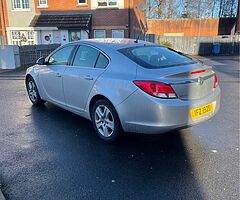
(118, 46, 196, 69)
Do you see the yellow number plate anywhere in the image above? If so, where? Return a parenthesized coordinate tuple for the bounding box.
(190, 103, 213, 119)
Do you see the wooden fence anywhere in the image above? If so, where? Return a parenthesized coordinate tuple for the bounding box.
(155, 35, 239, 56)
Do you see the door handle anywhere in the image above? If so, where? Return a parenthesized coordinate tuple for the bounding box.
(56, 72, 62, 77)
(84, 75, 93, 81)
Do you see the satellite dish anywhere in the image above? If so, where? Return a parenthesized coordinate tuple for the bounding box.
(139, 3, 146, 12)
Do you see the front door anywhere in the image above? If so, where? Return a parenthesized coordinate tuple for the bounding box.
(38, 45, 75, 105)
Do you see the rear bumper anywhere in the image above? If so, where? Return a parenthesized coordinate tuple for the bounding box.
(116, 86, 221, 134)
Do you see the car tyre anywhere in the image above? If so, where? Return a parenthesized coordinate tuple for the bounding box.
(91, 99, 122, 142)
(26, 77, 45, 106)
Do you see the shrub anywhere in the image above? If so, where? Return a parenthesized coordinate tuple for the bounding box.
(158, 40, 173, 48)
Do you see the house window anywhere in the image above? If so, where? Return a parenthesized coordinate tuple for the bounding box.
(97, 0, 118, 8)
(78, 0, 87, 5)
(112, 30, 124, 38)
(69, 30, 88, 41)
(28, 31, 34, 40)
(11, 30, 35, 45)
(38, 0, 48, 7)
(13, 0, 30, 9)
(94, 30, 106, 38)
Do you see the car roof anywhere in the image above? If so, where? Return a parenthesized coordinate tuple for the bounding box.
(68, 38, 157, 51)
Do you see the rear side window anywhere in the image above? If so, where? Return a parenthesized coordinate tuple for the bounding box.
(73, 45, 99, 68)
(72, 45, 109, 69)
(119, 46, 196, 69)
(48, 46, 75, 65)
(95, 53, 109, 69)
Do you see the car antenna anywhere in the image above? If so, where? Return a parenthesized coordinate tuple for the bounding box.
(134, 34, 140, 43)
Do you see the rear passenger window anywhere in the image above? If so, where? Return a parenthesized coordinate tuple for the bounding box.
(73, 45, 99, 68)
(95, 54, 109, 69)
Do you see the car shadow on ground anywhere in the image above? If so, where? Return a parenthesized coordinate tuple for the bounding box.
(26, 103, 206, 200)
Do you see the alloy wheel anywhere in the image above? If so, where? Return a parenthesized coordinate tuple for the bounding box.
(28, 80, 37, 102)
(94, 105, 115, 137)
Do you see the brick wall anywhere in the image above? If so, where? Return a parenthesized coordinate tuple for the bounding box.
(91, 0, 146, 38)
(130, 0, 146, 36)
(92, 9, 129, 37)
(34, 0, 91, 13)
(33, 0, 146, 38)
(0, 0, 8, 37)
(0, 11, 2, 36)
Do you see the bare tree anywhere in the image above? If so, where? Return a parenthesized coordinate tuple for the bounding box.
(148, 0, 238, 19)
(147, 0, 152, 19)
(212, 0, 217, 17)
(197, 0, 201, 18)
(162, 0, 181, 18)
(181, 0, 192, 18)
(219, 0, 238, 17)
(154, 0, 166, 18)
(219, 0, 224, 17)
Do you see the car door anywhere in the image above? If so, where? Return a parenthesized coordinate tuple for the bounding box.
(63, 45, 109, 112)
(38, 45, 76, 105)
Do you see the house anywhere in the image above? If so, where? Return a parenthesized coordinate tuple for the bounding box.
(1, 0, 146, 45)
(0, 0, 8, 43)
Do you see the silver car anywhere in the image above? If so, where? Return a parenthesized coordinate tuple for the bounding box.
(26, 39, 220, 142)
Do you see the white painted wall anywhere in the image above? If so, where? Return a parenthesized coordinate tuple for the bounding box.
(0, 45, 21, 69)
(41, 30, 54, 44)
(6, 27, 38, 45)
(60, 30, 69, 45)
(6, 0, 36, 27)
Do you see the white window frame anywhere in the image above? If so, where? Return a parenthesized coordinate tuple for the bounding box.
(112, 30, 124, 38)
(78, 0, 87, 5)
(12, 0, 30, 10)
(97, 0, 118, 8)
(37, 0, 48, 8)
(10, 30, 35, 46)
(94, 30, 106, 38)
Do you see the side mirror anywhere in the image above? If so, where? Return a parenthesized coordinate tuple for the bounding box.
(36, 57, 46, 65)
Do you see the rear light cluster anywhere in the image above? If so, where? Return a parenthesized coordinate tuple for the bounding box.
(133, 80, 177, 99)
(214, 73, 218, 88)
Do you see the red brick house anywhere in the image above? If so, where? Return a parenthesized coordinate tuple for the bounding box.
(32, 0, 146, 45)
(1, 0, 146, 45)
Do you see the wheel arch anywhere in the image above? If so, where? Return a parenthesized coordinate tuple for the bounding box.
(25, 74, 36, 88)
(25, 74, 33, 83)
(89, 94, 114, 119)
(25, 72, 45, 101)
(25, 71, 38, 86)
(89, 94, 124, 134)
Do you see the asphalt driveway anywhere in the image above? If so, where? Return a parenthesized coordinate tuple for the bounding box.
(0, 56, 239, 200)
